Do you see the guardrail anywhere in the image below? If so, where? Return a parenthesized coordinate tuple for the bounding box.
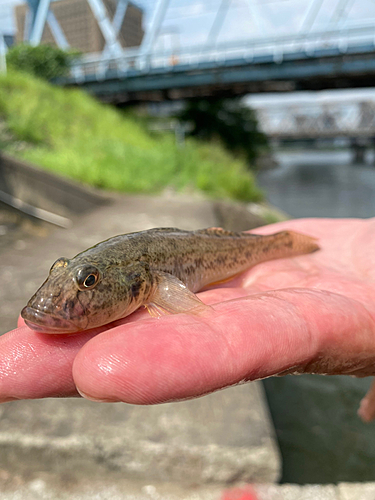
(68, 23, 375, 83)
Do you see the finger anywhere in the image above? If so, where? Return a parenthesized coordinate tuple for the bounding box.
(17, 316, 26, 328)
(0, 291, 247, 403)
(73, 288, 375, 404)
(358, 378, 375, 422)
(250, 217, 367, 240)
(0, 326, 102, 402)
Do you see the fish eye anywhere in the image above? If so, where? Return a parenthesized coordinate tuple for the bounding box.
(84, 274, 96, 288)
(75, 266, 100, 291)
(50, 257, 70, 273)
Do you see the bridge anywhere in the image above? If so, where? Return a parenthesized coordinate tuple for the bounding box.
(5, 0, 375, 103)
(255, 98, 375, 140)
(252, 96, 375, 162)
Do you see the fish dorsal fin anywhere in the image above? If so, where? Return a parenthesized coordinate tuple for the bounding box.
(146, 271, 211, 317)
(148, 227, 186, 233)
(196, 227, 238, 237)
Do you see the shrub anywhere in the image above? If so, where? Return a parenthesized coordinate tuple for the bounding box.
(0, 70, 263, 203)
(6, 44, 79, 80)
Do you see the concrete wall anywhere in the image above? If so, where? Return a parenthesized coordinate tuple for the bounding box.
(0, 152, 108, 219)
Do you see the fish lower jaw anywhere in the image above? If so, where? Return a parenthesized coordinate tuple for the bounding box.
(21, 306, 81, 334)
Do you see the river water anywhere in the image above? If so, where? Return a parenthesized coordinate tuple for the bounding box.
(256, 149, 375, 484)
(257, 149, 375, 218)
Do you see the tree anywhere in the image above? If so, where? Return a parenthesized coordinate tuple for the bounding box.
(178, 98, 268, 166)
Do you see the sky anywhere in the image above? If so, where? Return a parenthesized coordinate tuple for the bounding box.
(149, 0, 375, 49)
(0, 0, 22, 33)
(2, 0, 375, 42)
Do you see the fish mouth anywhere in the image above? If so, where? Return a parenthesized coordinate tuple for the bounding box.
(21, 306, 81, 334)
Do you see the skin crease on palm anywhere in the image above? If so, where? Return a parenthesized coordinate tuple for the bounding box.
(1, 218, 375, 422)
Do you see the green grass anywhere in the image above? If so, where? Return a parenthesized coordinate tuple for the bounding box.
(0, 70, 262, 202)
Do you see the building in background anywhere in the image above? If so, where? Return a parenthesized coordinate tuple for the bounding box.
(14, 0, 144, 53)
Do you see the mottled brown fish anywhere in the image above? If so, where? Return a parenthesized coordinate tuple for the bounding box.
(21, 227, 319, 334)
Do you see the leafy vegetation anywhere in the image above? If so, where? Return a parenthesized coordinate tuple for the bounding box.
(178, 98, 268, 165)
(6, 44, 80, 80)
(0, 70, 263, 202)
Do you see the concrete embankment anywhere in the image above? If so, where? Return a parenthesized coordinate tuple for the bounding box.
(0, 152, 108, 221)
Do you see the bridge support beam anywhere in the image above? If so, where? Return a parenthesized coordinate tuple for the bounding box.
(25, 0, 69, 48)
(351, 139, 367, 164)
(139, 0, 170, 65)
(26, 0, 51, 46)
(87, 0, 124, 58)
(206, 0, 231, 47)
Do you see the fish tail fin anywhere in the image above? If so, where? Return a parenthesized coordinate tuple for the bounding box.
(245, 230, 320, 267)
(263, 230, 320, 260)
(278, 230, 320, 255)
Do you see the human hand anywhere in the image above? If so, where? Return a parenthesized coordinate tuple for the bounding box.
(1, 218, 375, 421)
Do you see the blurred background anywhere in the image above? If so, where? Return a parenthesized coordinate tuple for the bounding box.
(1, 0, 375, 497)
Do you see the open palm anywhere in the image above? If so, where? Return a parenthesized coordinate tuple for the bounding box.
(1, 218, 375, 420)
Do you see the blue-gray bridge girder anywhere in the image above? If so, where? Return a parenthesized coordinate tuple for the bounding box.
(22, 0, 375, 102)
(62, 42, 375, 101)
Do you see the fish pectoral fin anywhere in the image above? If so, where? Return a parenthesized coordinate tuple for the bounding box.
(145, 303, 166, 318)
(146, 272, 211, 317)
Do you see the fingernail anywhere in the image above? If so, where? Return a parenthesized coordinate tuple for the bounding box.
(76, 386, 116, 403)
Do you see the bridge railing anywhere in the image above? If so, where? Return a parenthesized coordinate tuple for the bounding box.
(69, 23, 375, 83)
